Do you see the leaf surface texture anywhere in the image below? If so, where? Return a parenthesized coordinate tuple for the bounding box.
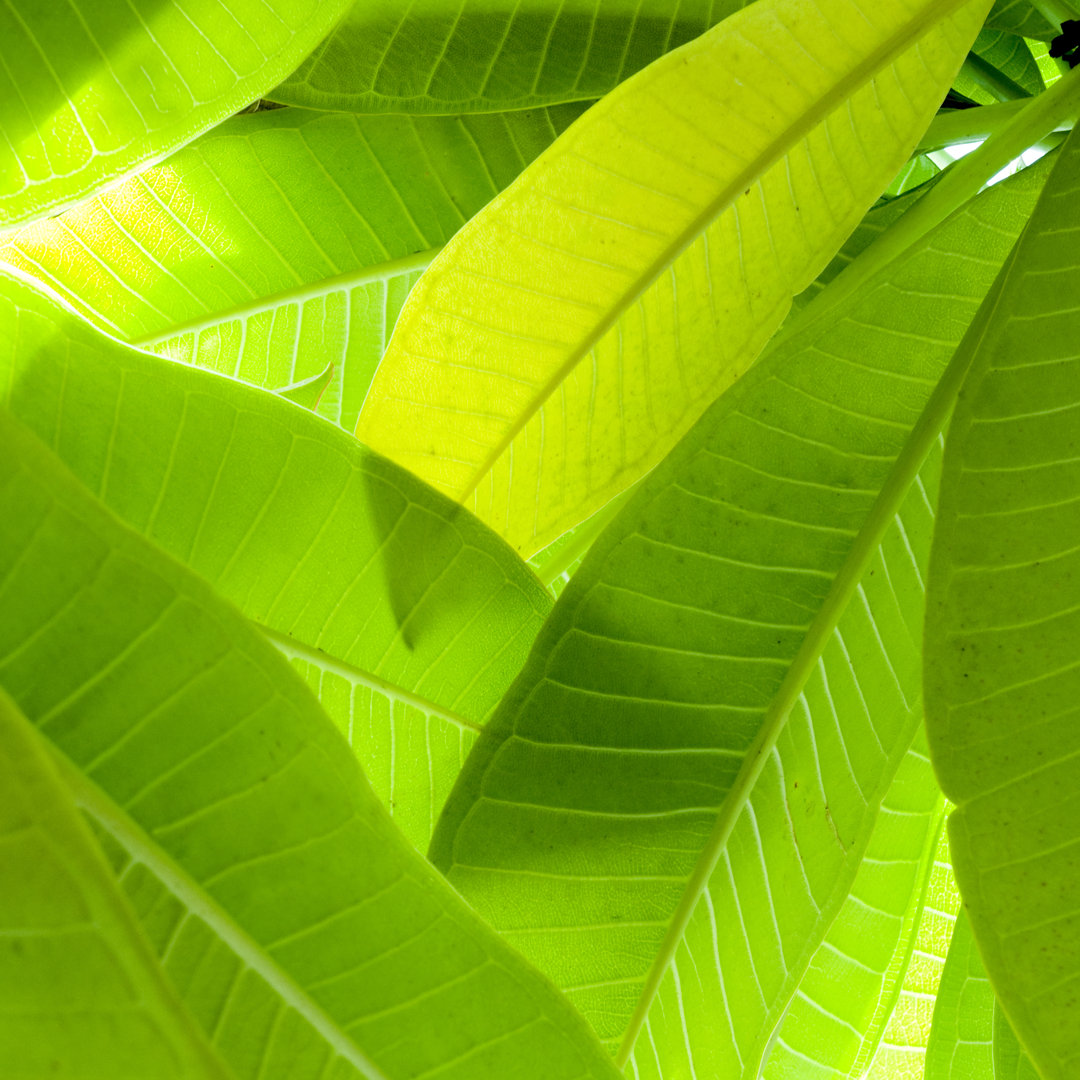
(1, 107, 581, 435)
(358, 0, 990, 557)
(428, 142, 1050, 1076)
(0, 268, 551, 852)
(924, 123, 1080, 1080)
(0, 687, 231, 1080)
(0, 0, 349, 231)
(0, 409, 619, 1080)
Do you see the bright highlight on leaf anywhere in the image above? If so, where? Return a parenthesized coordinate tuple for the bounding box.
(0, 107, 582, 434)
(358, 0, 992, 558)
(2, 0, 1079, 1074)
(0, 0, 351, 232)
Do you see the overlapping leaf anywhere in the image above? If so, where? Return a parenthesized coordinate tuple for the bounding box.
(955, 29, 1045, 104)
(924, 123, 1080, 1080)
(428, 142, 1051, 1077)
(1, 106, 582, 435)
(0, 688, 231, 1080)
(358, 0, 990, 558)
(0, 0, 350, 232)
(764, 731, 945, 1079)
(0, 267, 550, 852)
(924, 912, 997, 1079)
(863, 826, 962, 1080)
(0, 408, 620, 1080)
(269, 0, 752, 113)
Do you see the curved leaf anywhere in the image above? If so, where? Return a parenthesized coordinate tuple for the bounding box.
(0, 687, 231, 1080)
(984, 0, 1058, 40)
(0, 266, 550, 853)
(1, 106, 582, 435)
(955, 30, 1045, 104)
(0, 0, 350, 232)
(269, 0, 751, 113)
(428, 142, 1049, 1076)
(924, 124, 1080, 1080)
(0, 408, 620, 1080)
(924, 911, 996, 1079)
(863, 824, 962, 1080)
(357, 0, 990, 558)
(994, 1001, 1041, 1080)
(763, 730, 945, 1079)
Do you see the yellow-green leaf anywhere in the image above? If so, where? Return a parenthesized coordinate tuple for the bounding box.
(0, 686, 231, 1079)
(357, 0, 991, 558)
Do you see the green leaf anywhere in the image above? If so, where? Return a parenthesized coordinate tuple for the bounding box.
(0, 408, 620, 1080)
(763, 730, 945, 1079)
(925, 911, 996, 1079)
(924, 124, 1080, 1079)
(984, 0, 1059, 40)
(0, 0, 351, 233)
(427, 134, 1050, 1076)
(1, 106, 582, 435)
(268, 0, 752, 113)
(994, 1001, 1041, 1080)
(955, 31, 1044, 104)
(863, 825, 963, 1080)
(0, 686, 231, 1080)
(0, 267, 551, 853)
(357, 0, 990, 558)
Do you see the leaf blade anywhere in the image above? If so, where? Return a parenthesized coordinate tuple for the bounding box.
(0, 266, 551, 852)
(0, 686, 232, 1080)
(924, 122, 1080, 1080)
(1, 107, 582, 435)
(0, 0, 351, 232)
(0, 408, 621, 1080)
(358, 0, 992, 557)
(428, 129, 1050, 1078)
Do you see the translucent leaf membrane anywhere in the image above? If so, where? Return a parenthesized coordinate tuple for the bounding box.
(0, 268, 550, 853)
(0, 0, 350, 231)
(428, 143, 1050, 1078)
(925, 124, 1080, 1079)
(862, 824, 960, 1080)
(0, 688, 230, 1080)
(270, 0, 756, 112)
(0, 411, 619, 1080)
(0, 106, 583, 435)
(358, 0, 991, 558)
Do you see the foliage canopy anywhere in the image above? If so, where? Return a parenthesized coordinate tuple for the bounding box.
(1, 0, 1078, 1078)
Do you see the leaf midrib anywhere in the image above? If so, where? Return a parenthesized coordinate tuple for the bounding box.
(129, 246, 442, 348)
(47, 740, 392, 1080)
(456, 0, 976, 504)
(261, 624, 483, 734)
(614, 169, 1017, 1069)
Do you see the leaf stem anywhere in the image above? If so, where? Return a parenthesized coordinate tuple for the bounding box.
(960, 52, 1032, 101)
(916, 100, 1073, 153)
(781, 62, 1080, 348)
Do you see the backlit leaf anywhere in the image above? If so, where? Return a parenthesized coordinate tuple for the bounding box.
(0, 687, 231, 1080)
(428, 136, 1049, 1077)
(0, 266, 551, 853)
(924, 122, 1080, 1080)
(0, 0, 350, 232)
(358, 0, 991, 557)
(1, 106, 582, 434)
(0, 408, 620, 1080)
